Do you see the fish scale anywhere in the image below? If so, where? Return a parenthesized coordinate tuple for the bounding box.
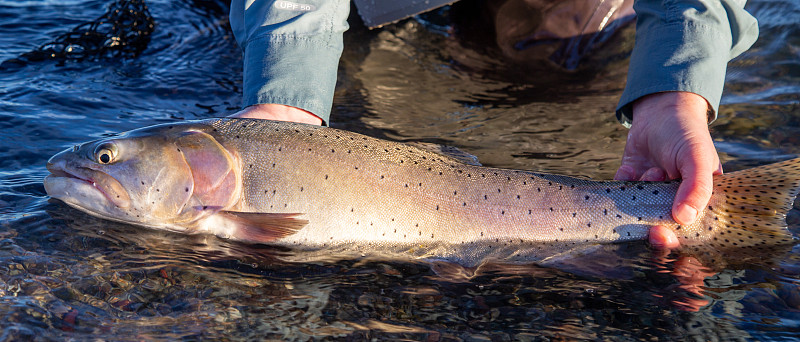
(212, 119, 693, 244)
(44, 118, 800, 264)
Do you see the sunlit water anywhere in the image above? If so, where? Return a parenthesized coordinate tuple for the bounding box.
(1, 0, 800, 340)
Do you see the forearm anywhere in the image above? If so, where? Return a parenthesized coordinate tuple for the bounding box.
(616, 0, 758, 126)
(229, 0, 350, 125)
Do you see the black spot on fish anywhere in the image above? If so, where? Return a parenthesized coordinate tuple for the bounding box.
(585, 195, 590, 201)
(185, 187, 189, 192)
(606, 188, 611, 193)
(653, 190, 659, 195)
(603, 209, 608, 215)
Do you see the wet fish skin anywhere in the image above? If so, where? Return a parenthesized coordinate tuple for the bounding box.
(44, 118, 800, 262)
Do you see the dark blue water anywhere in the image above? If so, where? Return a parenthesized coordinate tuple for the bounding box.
(2, 0, 800, 340)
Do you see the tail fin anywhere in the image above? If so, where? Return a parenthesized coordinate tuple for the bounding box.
(699, 157, 800, 250)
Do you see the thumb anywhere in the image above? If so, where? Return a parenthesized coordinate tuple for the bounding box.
(672, 155, 719, 226)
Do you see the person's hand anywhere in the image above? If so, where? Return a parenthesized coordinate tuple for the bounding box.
(615, 91, 723, 250)
(229, 103, 323, 126)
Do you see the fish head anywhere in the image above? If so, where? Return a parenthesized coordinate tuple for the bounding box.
(44, 123, 241, 231)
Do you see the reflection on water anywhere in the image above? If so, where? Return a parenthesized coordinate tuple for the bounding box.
(1, 0, 800, 340)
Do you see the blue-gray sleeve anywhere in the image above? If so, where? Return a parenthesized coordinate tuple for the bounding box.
(616, 0, 759, 127)
(229, 0, 350, 124)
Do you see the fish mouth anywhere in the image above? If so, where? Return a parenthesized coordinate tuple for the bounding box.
(45, 162, 131, 209)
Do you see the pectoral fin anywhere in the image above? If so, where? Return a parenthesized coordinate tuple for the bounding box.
(200, 211, 307, 244)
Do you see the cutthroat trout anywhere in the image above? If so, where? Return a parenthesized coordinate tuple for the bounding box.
(44, 119, 800, 264)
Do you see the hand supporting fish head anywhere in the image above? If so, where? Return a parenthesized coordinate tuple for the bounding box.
(44, 123, 241, 233)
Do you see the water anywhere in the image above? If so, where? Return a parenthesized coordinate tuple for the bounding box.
(2, 0, 800, 340)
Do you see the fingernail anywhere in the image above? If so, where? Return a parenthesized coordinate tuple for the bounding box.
(615, 166, 635, 181)
(674, 204, 698, 225)
(640, 168, 666, 182)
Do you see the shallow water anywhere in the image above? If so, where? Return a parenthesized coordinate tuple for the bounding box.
(2, 0, 800, 340)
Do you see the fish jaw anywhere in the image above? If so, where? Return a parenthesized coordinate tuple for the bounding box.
(45, 154, 131, 210)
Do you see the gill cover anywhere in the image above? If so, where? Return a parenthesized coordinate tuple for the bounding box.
(176, 130, 240, 209)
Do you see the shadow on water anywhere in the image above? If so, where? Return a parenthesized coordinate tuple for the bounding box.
(2, 0, 800, 340)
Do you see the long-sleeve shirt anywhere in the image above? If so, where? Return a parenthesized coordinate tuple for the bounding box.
(229, 0, 349, 124)
(616, 0, 758, 126)
(229, 0, 759, 126)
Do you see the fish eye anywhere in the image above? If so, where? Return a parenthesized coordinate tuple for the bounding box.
(94, 142, 118, 164)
